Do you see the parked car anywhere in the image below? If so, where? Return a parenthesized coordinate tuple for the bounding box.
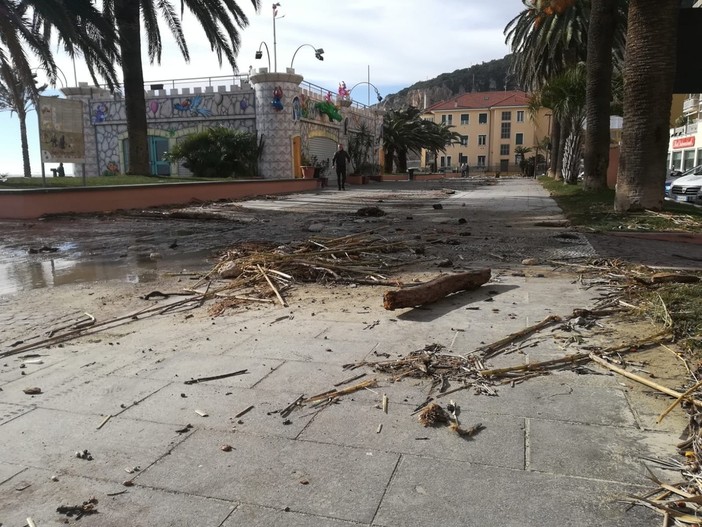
(668, 164, 702, 204)
(665, 169, 683, 197)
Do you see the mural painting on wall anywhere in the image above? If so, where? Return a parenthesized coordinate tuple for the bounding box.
(292, 96, 301, 121)
(272, 86, 284, 111)
(103, 161, 120, 177)
(93, 103, 108, 124)
(174, 95, 213, 117)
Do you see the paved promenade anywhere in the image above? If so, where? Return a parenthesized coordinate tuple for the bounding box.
(0, 178, 683, 526)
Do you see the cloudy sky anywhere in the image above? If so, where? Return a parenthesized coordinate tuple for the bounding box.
(1, 0, 526, 176)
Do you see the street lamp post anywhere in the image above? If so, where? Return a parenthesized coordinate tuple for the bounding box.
(289, 44, 324, 70)
(255, 42, 271, 71)
(348, 81, 383, 104)
(272, 3, 283, 72)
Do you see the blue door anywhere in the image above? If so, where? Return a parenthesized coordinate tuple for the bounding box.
(149, 136, 171, 176)
(121, 136, 172, 176)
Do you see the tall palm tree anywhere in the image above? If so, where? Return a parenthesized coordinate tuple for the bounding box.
(583, 0, 627, 191)
(105, 0, 260, 175)
(615, 0, 678, 212)
(0, 66, 46, 177)
(506, 0, 627, 185)
(0, 0, 120, 97)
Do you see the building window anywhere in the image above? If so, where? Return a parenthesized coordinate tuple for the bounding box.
(479, 113, 488, 124)
(501, 111, 511, 121)
(672, 151, 682, 170)
(500, 144, 510, 156)
(441, 114, 453, 125)
(440, 156, 446, 167)
(460, 114, 469, 125)
(684, 149, 696, 170)
(500, 159, 509, 171)
(478, 134, 486, 146)
(477, 155, 486, 167)
(460, 135, 468, 146)
(501, 122, 511, 139)
(517, 111, 525, 122)
(459, 154, 468, 164)
(516, 133, 524, 145)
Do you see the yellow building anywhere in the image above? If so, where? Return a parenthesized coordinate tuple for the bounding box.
(420, 90, 551, 173)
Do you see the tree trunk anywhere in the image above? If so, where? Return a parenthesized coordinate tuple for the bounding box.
(555, 117, 570, 182)
(549, 119, 561, 179)
(18, 109, 31, 178)
(115, 0, 150, 176)
(384, 146, 395, 173)
(615, 0, 678, 212)
(397, 148, 408, 173)
(583, 0, 616, 191)
(383, 269, 491, 310)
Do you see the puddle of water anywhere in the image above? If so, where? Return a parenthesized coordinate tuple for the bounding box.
(0, 217, 234, 296)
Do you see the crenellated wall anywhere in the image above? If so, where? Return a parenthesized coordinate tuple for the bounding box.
(64, 73, 383, 180)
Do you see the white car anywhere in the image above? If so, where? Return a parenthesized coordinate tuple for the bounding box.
(669, 165, 702, 204)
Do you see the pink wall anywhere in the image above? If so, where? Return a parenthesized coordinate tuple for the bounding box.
(0, 179, 320, 219)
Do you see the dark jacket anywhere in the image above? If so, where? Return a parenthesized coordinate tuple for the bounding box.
(332, 150, 350, 169)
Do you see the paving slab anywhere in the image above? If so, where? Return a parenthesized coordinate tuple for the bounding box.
(222, 503, 365, 526)
(527, 418, 672, 484)
(121, 382, 316, 439)
(374, 454, 657, 527)
(0, 408, 190, 483)
(113, 351, 283, 388)
(0, 467, 236, 527)
(0, 461, 26, 484)
(0, 401, 35, 425)
(136, 429, 400, 524)
(299, 400, 526, 469)
(449, 372, 638, 427)
(0, 373, 168, 416)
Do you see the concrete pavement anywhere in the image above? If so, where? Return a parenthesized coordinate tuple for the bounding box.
(0, 178, 683, 526)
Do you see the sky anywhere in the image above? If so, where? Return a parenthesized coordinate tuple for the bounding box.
(0, 0, 526, 177)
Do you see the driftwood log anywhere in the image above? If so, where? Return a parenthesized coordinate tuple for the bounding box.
(383, 269, 491, 310)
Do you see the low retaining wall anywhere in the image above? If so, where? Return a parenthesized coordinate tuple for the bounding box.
(0, 178, 320, 219)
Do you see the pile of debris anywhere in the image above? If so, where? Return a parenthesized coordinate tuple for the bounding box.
(197, 234, 412, 315)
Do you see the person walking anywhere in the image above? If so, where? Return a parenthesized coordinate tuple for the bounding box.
(332, 144, 351, 190)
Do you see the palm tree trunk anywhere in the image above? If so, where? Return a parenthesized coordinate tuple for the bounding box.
(115, 0, 150, 175)
(18, 109, 31, 178)
(583, 0, 615, 191)
(549, 119, 561, 179)
(615, 0, 678, 212)
(555, 118, 570, 181)
(384, 146, 395, 173)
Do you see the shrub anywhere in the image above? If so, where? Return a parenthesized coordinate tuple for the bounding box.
(164, 128, 263, 178)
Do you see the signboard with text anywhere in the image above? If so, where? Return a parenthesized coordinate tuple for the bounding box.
(38, 96, 85, 163)
(673, 136, 695, 149)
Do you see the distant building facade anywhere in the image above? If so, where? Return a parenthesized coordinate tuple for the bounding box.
(420, 90, 551, 173)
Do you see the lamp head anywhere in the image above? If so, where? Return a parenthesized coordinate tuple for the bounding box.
(314, 48, 324, 61)
(255, 50, 263, 60)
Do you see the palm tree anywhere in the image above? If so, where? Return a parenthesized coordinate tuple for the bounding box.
(583, 0, 627, 191)
(506, 0, 627, 186)
(536, 64, 587, 184)
(0, 0, 120, 96)
(106, 0, 260, 175)
(382, 108, 460, 173)
(614, 0, 678, 212)
(0, 66, 46, 177)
